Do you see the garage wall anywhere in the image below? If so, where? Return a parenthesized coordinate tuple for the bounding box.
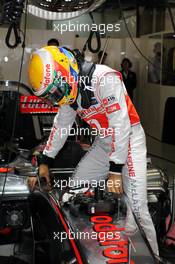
(0, 28, 76, 85)
(109, 36, 175, 143)
(137, 35, 175, 141)
(0, 28, 122, 86)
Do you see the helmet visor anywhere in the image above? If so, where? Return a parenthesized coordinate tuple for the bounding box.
(42, 76, 71, 106)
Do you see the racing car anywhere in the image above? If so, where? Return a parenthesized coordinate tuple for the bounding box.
(0, 81, 171, 264)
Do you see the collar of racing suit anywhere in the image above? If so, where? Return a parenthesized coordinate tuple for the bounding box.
(70, 60, 96, 111)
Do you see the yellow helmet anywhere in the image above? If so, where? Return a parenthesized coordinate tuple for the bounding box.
(28, 46, 79, 106)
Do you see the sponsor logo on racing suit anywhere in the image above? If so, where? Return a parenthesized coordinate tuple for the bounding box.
(127, 144, 141, 222)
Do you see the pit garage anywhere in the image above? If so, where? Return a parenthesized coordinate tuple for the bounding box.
(0, 1, 175, 264)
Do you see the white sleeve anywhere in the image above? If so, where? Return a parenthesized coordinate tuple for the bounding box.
(43, 105, 76, 158)
(98, 72, 131, 165)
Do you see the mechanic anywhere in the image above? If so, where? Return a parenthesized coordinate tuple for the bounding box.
(27, 46, 159, 256)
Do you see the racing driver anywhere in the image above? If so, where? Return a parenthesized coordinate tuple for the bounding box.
(27, 46, 159, 256)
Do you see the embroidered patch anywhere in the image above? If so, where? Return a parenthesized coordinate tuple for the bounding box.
(102, 95, 116, 106)
(106, 103, 120, 114)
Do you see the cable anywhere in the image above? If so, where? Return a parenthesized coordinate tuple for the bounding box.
(167, 2, 175, 33)
(117, 0, 175, 78)
(117, 0, 175, 150)
(82, 12, 101, 54)
(5, 22, 21, 49)
(118, 0, 159, 64)
(4, 0, 25, 49)
(0, 0, 28, 204)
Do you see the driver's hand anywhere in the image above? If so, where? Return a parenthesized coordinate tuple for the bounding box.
(28, 164, 51, 191)
(27, 176, 38, 191)
(39, 164, 51, 187)
(107, 173, 123, 194)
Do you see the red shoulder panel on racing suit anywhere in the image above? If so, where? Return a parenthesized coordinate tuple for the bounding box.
(43, 65, 140, 166)
(115, 70, 140, 126)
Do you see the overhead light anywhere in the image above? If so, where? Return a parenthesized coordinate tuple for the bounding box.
(4, 56, 9, 62)
(40, 3, 49, 7)
(27, 0, 106, 20)
(1, 0, 25, 24)
(25, 47, 32, 53)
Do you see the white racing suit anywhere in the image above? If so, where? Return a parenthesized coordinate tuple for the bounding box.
(43, 65, 159, 255)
